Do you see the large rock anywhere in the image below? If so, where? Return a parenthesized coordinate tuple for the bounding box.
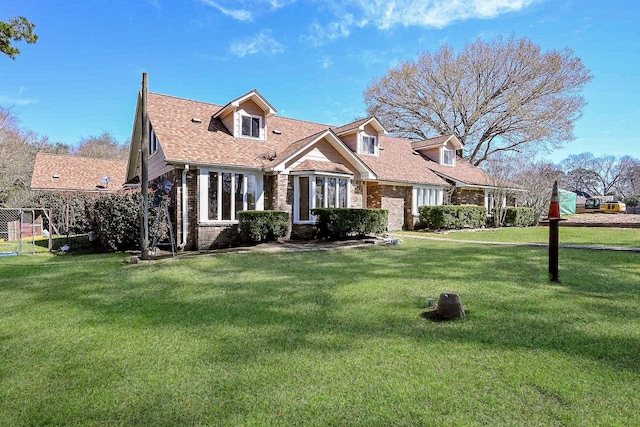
(435, 292, 465, 319)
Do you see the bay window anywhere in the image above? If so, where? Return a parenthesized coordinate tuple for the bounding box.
(200, 169, 262, 222)
(294, 174, 351, 223)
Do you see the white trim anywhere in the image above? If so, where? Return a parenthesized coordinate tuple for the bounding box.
(412, 185, 443, 214)
(239, 113, 262, 140)
(293, 173, 351, 224)
(441, 147, 455, 166)
(359, 133, 378, 156)
(199, 167, 264, 224)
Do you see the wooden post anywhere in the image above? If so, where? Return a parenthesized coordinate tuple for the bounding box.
(549, 218, 560, 282)
(547, 180, 562, 282)
(140, 72, 150, 260)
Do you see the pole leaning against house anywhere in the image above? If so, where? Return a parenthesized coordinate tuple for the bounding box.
(140, 72, 150, 260)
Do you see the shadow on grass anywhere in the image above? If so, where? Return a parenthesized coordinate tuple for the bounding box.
(3, 242, 640, 373)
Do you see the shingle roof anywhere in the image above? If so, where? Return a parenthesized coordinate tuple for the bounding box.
(31, 153, 127, 192)
(142, 92, 493, 188)
(359, 136, 449, 186)
(147, 92, 327, 168)
(292, 160, 353, 175)
(424, 157, 493, 187)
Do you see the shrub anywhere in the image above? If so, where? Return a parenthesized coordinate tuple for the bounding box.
(623, 195, 640, 207)
(311, 208, 388, 239)
(238, 210, 289, 242)
(503, 207, 536, 227)
(92, 193, 142, 251)
(33, 191, 96, 234)
(418, 205, 487, 230)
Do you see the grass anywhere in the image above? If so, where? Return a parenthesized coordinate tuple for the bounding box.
(400, 226, 640, 248)
(1, 236, 640, 425)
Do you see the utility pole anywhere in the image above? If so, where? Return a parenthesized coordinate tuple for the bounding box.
(140, 72, 150, 260)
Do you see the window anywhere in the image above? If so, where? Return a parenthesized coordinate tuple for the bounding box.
(241, 115, 261, 138)
(413, 186, 442, 213)
(149, 123, 159, 154)
(294, 175, 350, 223)
(204, 170, 260, 222)
(360, 135, 377, 155)
(443, 148, 455, 166)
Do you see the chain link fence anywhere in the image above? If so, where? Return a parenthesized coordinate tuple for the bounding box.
(0, 208, 51, 256)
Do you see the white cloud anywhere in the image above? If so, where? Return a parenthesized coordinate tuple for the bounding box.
(306, 0, 540, 44)
(321, 55, 333, 69)
(229, 30, 285, 57)
(201, 0, 253, 21)
(0, 87, 37, 106)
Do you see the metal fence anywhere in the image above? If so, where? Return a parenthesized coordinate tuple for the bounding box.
(0, 208, 51, 256)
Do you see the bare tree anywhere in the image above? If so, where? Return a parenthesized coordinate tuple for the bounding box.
(512, 159, 563, 219)
(364, 36, 592, 166)
(72, 132, 129, 160)
(0, 107, 67, 207)
(560, 152, 626, 196)
(614, 156, 640, 198)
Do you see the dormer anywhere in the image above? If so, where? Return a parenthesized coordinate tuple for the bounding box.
(333, 117, 387, 156)
(411, 135, 463, 167)
(213, 89, 277, 141)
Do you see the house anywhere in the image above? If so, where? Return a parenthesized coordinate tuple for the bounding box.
(31, 153, 127, 193)
(125, 89, 504, 250)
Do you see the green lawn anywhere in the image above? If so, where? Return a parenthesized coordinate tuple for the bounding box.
(400, 226, 640, 248)
(1, 238, 639, 426)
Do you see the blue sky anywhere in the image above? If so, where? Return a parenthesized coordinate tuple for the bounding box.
(2, 0, 638, 164)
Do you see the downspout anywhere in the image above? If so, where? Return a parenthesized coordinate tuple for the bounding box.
(178, 165, 189, 250)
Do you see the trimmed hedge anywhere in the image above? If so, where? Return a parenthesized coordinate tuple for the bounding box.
(312, 208, 388, 239)
(418, 205, 487, 230)
(238, 210, 289, 242)
(503, 207, 536, 227)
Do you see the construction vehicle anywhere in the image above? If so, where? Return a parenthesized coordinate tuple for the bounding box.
(584, 198, 626, 213)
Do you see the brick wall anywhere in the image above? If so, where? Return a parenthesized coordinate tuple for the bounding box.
(366, 182, 411, 231)
(451, 188, 484, 206)
(197, 224, 241, 249)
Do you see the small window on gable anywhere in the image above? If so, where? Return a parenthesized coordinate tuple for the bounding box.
(360, 134, 377, 155)
(241, 115, 261, 139)
(149, 123, 159, 154)
(443, 148, 455, 166)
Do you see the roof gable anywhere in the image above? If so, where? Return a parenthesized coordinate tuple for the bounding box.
(267, 129, 377, 180)
(332, 117, 387, 136)
(213, 89, 277, 119)
(411, 134, 463, 152)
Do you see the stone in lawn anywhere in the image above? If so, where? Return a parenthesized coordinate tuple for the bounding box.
(435, 292, 465, 319)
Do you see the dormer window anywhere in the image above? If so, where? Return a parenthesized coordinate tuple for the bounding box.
(443, 148, 455, 166)
(360, 134, 377, 155)
(241, 115, 261, 139)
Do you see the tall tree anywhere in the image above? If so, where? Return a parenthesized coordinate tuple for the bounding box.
(73, 132, 129, 160)
(1, 16, 38, 59)
(364, 36, 592, 166)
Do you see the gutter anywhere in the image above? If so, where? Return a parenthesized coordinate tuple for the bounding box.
(178, 165, 189, 250)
